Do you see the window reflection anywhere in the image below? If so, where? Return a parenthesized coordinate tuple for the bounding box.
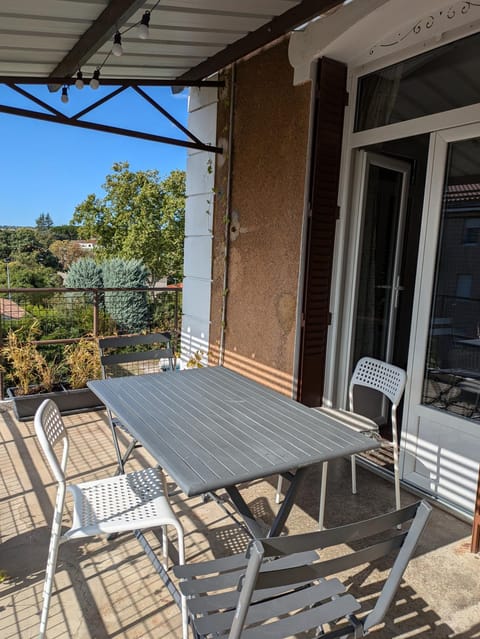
(355, 32, 480, 131)
(423, 139, 480, 420)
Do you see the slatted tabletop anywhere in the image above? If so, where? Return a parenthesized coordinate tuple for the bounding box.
(88, 366, 379, 497)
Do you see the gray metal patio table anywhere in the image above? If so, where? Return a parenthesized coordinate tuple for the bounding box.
(88, 366, 380, 538)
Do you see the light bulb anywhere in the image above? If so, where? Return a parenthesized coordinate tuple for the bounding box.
(90, 69, 100, 89)
(138, 11, 150, 39)
(112, 31, 123, 56)
(61, 86, 69, 104)
(75, 70, 84, 89)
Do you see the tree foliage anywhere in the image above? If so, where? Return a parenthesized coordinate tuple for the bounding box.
(71, 162, 185, 283)
(102, 258, 149, 333)
(50, 240, 84, 271)
(64, 257, 102, 289)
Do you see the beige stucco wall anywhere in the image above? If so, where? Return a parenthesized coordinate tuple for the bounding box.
(209, 39, 311, 395)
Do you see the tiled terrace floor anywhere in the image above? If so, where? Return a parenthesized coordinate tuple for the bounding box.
(1, 403, 479, 639)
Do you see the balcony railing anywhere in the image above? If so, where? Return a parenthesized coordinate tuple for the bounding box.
(0, 286, 182, 397)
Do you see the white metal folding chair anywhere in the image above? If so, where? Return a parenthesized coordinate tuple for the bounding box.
(318, 357, 406, 528)
(276, 357, 406, 529)
(34, 399, 187, 639)
(174, 500, 431, 639)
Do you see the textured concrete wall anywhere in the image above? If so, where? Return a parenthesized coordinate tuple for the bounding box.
(209, 39, 311, 395)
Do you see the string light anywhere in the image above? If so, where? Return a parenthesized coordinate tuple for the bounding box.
(90, 68, 100, 90)
(138, 11, 150, 39)
(74, 70, 84, 89)
(65, 2, 161, 101)
(112, 31, 123, 56)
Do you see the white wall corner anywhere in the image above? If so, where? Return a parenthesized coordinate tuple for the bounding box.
(182, 87, 218, 366)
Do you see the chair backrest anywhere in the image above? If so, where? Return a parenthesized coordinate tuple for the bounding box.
(349, 356, 406, 412)
(98, 333, 175, 379)
(34, 399, 69, 484)
(223, 500, 431, 639)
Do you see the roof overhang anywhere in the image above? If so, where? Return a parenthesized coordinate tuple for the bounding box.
(0, 0, 345, 88)
(0, 0, 345, 151)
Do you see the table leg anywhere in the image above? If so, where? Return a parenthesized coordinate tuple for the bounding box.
(225, 486, 267, 539)
(268, 467, 307, 537)
(471, 466, 480, 553)
(225, 468, 307, 539)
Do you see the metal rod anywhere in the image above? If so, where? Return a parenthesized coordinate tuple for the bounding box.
(2, 77, 223, 88)
(0, 104, 223, 153)
(133, 86, 204, 146)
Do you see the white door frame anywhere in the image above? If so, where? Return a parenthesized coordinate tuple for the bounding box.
(401, 122, 480, 515)
(351, 151, 411, 367)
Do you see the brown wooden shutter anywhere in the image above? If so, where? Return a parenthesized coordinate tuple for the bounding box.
(297, 57, 347, 406)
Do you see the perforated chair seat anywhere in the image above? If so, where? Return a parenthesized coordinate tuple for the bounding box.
(66, 467, 179, 539)
(34, 399, 187, 639)
(316, 406, 379, 433)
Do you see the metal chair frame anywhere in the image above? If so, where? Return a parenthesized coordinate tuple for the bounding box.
(174, 500, 431, 639)
(319, 357, 406, 528)
(35, 399, 187, 639)
(276, 357, 406, 529)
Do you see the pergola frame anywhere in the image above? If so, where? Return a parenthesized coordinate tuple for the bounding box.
(0, 78, 224, 153)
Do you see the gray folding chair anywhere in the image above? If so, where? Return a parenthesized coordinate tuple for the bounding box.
(174, 500, 431, 639)
(34, 399, 187, 639)
(98, 332, 175, 473)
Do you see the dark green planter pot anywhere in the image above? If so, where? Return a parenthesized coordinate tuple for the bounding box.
(7, 386, 104, 422)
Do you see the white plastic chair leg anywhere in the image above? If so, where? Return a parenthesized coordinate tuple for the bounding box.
(318, 461, 328, 530)
(39, 495, 65, 639)
(351, 454, 357, 495)
(393, 442, 401, 511)
(173, 521, 189, 639)
(275, 476, 283, 504)
(162, 525, 169, 570)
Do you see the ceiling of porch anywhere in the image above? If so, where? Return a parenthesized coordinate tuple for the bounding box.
(0, 0, 344, 88)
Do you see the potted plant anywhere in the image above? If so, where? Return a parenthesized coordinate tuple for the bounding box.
(1, 325, 104, 421)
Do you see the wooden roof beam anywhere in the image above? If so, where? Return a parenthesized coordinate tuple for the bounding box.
(48, 0, 148, 91)
(174, 0, 344, 84)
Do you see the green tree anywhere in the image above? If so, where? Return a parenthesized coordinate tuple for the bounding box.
(51, 224, 79, 241)
(0, 228, 14, 260)
(102, 258, 149, 332)
(71, 162, 185, 283)
(10, 228, 39, 254)
(1, 254, 61, 288)
(36, 213, 53, 231)
(35, 213, 54, 249)
(64, 257, 102, 289)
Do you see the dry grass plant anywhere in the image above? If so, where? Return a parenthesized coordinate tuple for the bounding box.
(65, 337, 102, 389)
(0, 321, 59, 395)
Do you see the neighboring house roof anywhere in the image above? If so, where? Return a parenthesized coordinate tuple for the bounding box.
(0, 298, 26, 320)
(446, 183, 480, 203)
(72, 239, 97, 250)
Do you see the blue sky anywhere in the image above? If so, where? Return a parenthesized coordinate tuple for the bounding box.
(0, 84, 188, 227)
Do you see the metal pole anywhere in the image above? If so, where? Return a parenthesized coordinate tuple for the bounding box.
(92, 290, 99, 337)
(5, 259, 11, 299)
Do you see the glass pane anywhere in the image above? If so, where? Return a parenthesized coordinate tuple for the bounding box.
(353, 163, 403, 364)
(422, 138, 480, 421)
(355, 32, 480, 131)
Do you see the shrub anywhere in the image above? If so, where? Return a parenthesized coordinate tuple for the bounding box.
(102, 258, 149, 333)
